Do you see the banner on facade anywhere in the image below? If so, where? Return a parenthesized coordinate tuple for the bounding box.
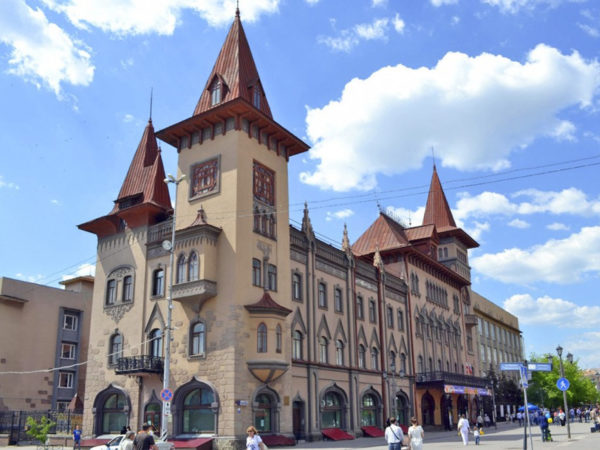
(444, 384, 492, 396)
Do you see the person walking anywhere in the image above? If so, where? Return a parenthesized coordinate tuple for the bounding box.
(473, 425, 481, 445)
(246, 426, 264, 450)
(119, 431, 136, 450)
(408, 417, 424, 450)
(384, 417, 404, 450)
(72, 425, 81, 450)
(133, 425, 156, 450)
(458, 414, 470, 446)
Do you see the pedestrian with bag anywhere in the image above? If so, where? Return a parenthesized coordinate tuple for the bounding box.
(457, 414, 470, 446)
(408, 417, 424, 450)
(246, 426, 266, 450)
(384, 417, 404, 450)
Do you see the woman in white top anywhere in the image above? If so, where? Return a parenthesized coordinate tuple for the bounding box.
(457, 414, 470, 446)
(118, 431, 135, 450)
(408, 417, 424, 450)
(246, 426, 264, 450)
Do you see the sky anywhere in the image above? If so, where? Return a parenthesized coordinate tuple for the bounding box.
(1, 0, 600, 369)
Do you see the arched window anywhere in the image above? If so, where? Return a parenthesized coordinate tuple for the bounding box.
(109, 333, 122, 366)
(319, 337, 328, 363)
(437, 359, 442, 371)
(400, 353, 407, 374)
(292, 331, 303, 360)
(320, 391, 344, 429)
(106, 279, 116, 305)
(122, 275, 133, 302)
(182, 387, 216, 433)
(417, 355, 424, 373)
(252, 259, 262, 287)
(335, 340, 344, 366)
(358, 344, 366, 369)
(190, 322, 205, 356)
(254, 393, 273, 432)
(371, 347, 379, 370)
(357, 295, 364, 320)
(334, 288, 343, 312)
(390, 351, 396, 372)
(144, 402, 161, 430)
(152, 269, 164, 297)
(149, 328, 163, 357)
(361, 393, 379, 426)
(428, 357, 433, 372)
(101, 393, 127, 434)
(188, 252, 199, 282)
(257, 323, 267, 353)
(276, 324, 282, 353)
(176, 254, 186, 284)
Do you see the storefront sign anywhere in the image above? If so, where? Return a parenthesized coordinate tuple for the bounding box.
(444, 384, 491, 396)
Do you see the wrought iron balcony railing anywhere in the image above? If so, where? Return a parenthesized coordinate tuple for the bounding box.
(115, 355, 163, 375)
(415, 370, 487, 388)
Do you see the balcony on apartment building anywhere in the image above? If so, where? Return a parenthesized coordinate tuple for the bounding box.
(115, 355, 164, 376)
(416, 371, 487, 389)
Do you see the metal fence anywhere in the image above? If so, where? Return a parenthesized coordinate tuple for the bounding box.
(0, 410, 83, 444)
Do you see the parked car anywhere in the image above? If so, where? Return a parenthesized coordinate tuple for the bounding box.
(91, 435, 124, 450)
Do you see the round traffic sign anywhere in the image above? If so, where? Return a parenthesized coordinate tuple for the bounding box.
(160, 388, 173, 401)
(557, 377, 570, 392)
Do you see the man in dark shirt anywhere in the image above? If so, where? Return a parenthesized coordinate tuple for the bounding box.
(133, 425, 156, 450)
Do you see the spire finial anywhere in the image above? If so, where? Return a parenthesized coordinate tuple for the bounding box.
(149, 87, 153, 122)
(236, 0, 240, 17)
(431, 146, 436, 170)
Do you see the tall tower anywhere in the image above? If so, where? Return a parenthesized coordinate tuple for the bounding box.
(155, 8, 309, 444)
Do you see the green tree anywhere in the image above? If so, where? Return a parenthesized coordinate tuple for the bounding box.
(25, 416, 55, 447)
(528, 354, 600, 409)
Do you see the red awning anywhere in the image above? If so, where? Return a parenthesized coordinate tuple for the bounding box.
(261, 435, 296, 446)
(361, 426, 384, 437)
(321, 428, 354, 440)
(169, 438, 213, 450)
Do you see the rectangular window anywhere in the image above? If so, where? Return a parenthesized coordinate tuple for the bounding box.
(292, 273, 302, 301)
(122, 275, 133, 302)
(267, 264, 277, 291)
(397, 309, 404, 331)
(334, 288, 343, 312)
(386, 306, 394, 328)
(58, 372, 74, 389)
(318, 283, 327, 308)
(106, 279, 116, 305)
(152, 269, 164, 297)
(368, 300, 376, 323)
(61, 343, 76, 360)
(252, 259, 262, 287)
(357, 296, 364, 320)
(56, 401, 69, 412)
(63, 313, 78, 331)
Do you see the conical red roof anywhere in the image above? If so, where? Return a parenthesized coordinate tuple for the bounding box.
(193, 10, 272, 118)
(352, 213, 410, 256)
(422, 165, 456, 231)
(110, 120, 172, 214)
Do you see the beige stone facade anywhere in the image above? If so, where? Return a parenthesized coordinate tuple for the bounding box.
(0, 276, 93, 412)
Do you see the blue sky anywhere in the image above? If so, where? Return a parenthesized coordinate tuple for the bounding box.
(1, 0, 600, 368)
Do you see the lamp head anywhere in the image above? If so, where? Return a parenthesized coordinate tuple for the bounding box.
(556, 345, 563, 357)
(566, 353, 573, 363)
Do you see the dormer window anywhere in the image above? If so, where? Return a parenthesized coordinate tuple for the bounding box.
(210, 79, 221, 106)
(253, 85, 261, 109)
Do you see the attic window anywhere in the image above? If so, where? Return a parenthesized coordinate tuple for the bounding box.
(210, 79, 221, 106)
(253, 85, 261, 109)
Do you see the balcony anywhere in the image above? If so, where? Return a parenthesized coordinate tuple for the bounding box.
(416, 371, 487, 388)
(115, 356, 163, 376)
(464, 314, 478, 327)
(172, 279, 217, 307)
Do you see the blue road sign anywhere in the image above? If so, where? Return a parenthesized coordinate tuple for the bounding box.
(500, 363, 523, 371)
(160, 388, 173, 402)
(520, 365, 528, 378)
(557, 377, 570, 391)
(528, 363, 552, 372)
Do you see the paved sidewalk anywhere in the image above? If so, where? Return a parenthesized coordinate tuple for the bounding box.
(2, 422, 598, 450)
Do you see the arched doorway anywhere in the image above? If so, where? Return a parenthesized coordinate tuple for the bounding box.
(172, 378, 219, 435)
(252, 387, 280, 434)
(441, 394, 453, 430)
(457, 395, 468, 417)
(421, 392, 435, 426)
(394, 391, 410, 428)
(320, 387, 347, 429)
(144, 402, 161, 430)
(360, 390, 381, 427)
(93, 385, 131, 435)
(292, 399, 305, 440)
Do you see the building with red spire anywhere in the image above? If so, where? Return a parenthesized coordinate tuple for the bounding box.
(79, 10, 522, 447)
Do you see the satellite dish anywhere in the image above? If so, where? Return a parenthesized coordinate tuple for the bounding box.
(162, 240, 172, 251)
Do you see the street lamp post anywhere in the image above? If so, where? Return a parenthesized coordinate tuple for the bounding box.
(161, 173, 186, 440)
(556, 345, 571, 440)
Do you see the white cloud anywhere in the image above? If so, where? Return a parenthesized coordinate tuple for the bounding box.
(472, 226, 600, 284)
(15, 273, 44, 283)
(482, 0, 565, 14)
(318, 15, 403, 52)
(62, 263, 96, 281)
(372, 0, 388, 6)
(566, 332, 600, 369)
(120, 58, 134, 69)
(301, 44, 600, 191)
(464, 221, 490, 241)
(0, 0, 95, 96)
(386, 206, 425, 227)
(0, 175, 20, 190)
(508, 218, 530, 228)
(431, 0, 459, 6)
(504, 293, 600, 328)
(547, 222, 570, 231)
(123, 114, 135, 123)
(578, 23, 600, 38)
(305, 0, 320, 4)
(50, 199, 61, 206)
(325, 208, 355, 221)
(43, 0, 280, 35)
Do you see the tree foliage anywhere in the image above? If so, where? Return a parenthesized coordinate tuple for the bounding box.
(25, 416, 55, 445)
(527, 354, 600, 408)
